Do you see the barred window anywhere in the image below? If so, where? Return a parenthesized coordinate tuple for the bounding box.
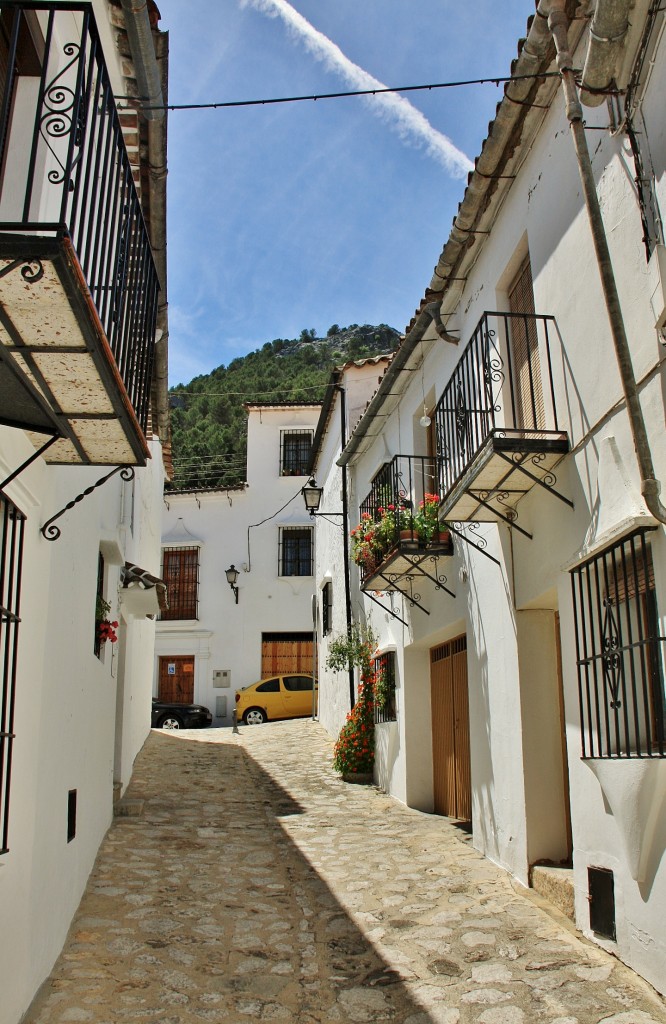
(279, 528, 313, 577)
(571, 530, 665, 759)
(374, 651, 397, 724)
(280, 430, 313, 476)
(160, 547, 199, 620)
(93, 551, 105, 658)
(1, 493, 26, 855)
(322, 581, 332, 636)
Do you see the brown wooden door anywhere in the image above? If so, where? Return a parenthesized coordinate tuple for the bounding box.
(261, 634, 314, 676)
(431, 635, 471, 820)
(158, 656, 195, 704)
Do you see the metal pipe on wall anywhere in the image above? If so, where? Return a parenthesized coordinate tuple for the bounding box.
(543, 0, 666, 525)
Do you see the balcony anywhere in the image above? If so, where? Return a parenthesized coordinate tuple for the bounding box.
(433, 312, 571, 538)
(0, 4, 159, 466)
(357, 455, 454, 611)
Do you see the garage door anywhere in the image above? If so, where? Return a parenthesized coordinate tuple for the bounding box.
(261, 632, 314, 676)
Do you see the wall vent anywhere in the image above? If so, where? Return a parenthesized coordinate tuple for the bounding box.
(67, 790, 77, 843)
(588, 866, 615, 940)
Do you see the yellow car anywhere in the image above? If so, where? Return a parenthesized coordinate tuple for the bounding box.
(235, 674, 316, 725)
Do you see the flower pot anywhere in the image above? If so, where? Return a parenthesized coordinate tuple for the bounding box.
(341, 771, 374, 785)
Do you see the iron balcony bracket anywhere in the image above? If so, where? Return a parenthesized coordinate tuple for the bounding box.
(0, 256, 44, 284)
(403, 554, 456, 599)
(364, 590, 409, 628)
(1, 434, 59, 492)
(495, 449, 574, 509)
(374, 572, 430, 614)
(449, 523, 502, 566)
(41, 465, 135, 541)
(468, 490, 534, 539)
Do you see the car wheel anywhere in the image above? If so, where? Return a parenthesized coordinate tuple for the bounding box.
(158, 714, 183, 730)
(243, 707, 266, 725)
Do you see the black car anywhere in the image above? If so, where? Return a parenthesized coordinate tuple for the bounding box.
(151, 699, 213, 730)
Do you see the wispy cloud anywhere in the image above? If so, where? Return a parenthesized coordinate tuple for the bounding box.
(240, 0, 473, 178)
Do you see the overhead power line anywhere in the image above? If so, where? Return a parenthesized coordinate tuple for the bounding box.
(118, 71, 561, 114)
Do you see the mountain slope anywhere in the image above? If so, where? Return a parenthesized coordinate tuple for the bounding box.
(168, 324, 399, 491)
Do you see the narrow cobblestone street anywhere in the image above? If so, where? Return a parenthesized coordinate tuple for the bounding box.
(27, 721, 666, 1024)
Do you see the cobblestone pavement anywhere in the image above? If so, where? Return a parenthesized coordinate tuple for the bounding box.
(27, 720, 666, 1024)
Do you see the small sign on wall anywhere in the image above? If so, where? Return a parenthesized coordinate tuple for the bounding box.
(167, 663, 176, 675)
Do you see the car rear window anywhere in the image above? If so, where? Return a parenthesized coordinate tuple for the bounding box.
(283, 676, 313, 691)
(256, 679, 280, 693)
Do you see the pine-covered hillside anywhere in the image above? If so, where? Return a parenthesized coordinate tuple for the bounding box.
(168, 323, 400, 491)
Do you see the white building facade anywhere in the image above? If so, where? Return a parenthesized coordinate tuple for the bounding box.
(316, 0, 666, 996)
(0, 3, 169, 1021)
(155, 404, 321, 723)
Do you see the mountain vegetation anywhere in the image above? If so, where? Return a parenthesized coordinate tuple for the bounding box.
(168, 323, 400, 491)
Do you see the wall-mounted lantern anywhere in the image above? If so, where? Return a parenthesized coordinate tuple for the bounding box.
(225, 564, 239, 603)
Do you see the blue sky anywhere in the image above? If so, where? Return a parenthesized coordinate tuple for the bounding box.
(157, 1, 533, 386)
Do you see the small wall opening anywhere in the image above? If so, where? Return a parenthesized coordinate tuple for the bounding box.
(67, 789, 77, 843)
(588, 866, 615, 940)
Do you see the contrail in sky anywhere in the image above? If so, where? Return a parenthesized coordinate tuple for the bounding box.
(240, 0, 473, 178)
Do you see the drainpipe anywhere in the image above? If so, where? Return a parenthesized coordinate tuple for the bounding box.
(336, 384, 356, 711)
(119, 0, 164, 120)
(544, 0, 666, 525)
(578, 0, 631, 106)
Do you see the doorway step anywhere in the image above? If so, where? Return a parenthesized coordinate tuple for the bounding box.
(531, 864, 575, 921)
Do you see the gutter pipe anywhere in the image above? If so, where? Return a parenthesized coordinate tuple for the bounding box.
(578, 0, 631, 106)
(545, 0, 666, 524)
(336, 384, 356, 711)
(119, 0, 164, 121)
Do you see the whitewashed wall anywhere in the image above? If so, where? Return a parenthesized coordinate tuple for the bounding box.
(344, 18, 666, 996)
(156, 407, 320, 722)
(0, 426, 164, 1024)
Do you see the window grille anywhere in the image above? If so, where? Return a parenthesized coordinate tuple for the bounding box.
(571, 530, 665, 759)
(280, 430, 313, 476)
(0, 493, 26, 855)
(279, 528, 313, 577)
(374, 651, 397, 724)
(322, 582, 332, 636)
(160, 547, 199, 620)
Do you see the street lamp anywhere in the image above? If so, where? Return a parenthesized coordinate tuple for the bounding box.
(301, 479, 343, 518)
(225, 564, 239, 603)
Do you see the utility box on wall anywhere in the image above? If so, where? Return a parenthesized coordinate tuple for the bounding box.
(213, 669, 231, 688)
(215, 696, 227, 718)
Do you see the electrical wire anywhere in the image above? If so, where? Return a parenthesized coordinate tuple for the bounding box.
(117, 71, 561, 113)
(169, 368, 391, 401)
(246, 482, 309, 571)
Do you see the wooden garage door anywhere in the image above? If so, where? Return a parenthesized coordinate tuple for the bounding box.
(261, 632, 314, 676)
(430, 635, 471, 820)
(158, 656, 195, 704)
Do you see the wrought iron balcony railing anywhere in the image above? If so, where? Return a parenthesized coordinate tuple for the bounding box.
(433, 311, 570, 534)
(0, 3, 159, 464)
(357, 454, 453, 598)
